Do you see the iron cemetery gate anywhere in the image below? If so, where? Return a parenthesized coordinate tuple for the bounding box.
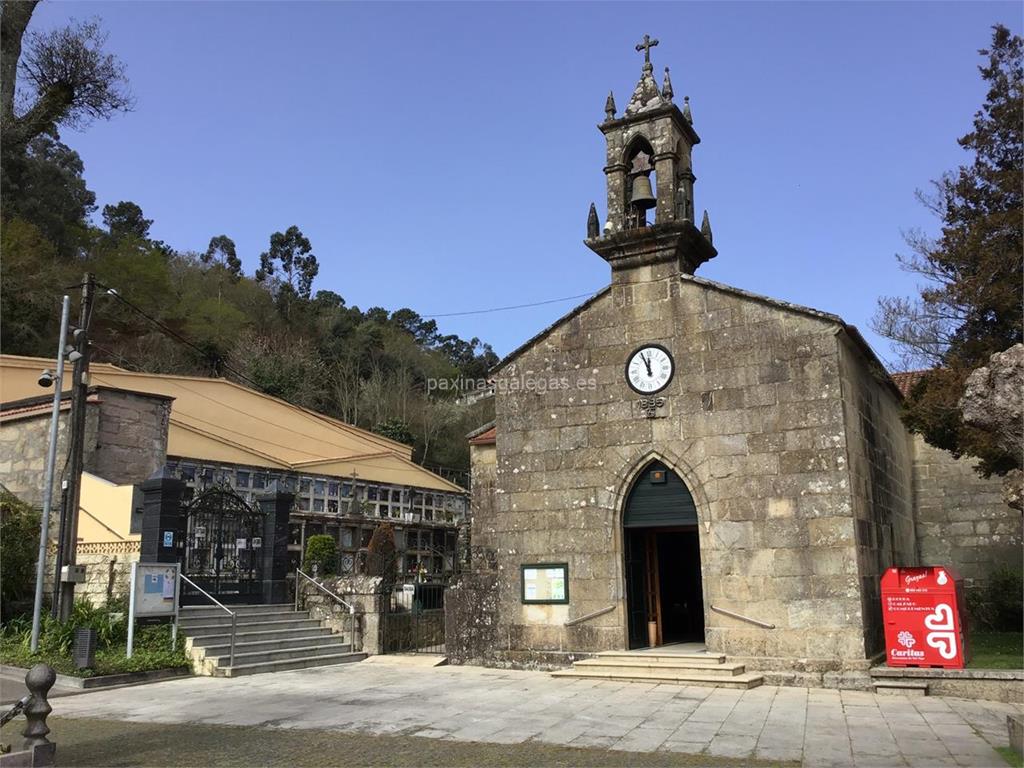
(181, 488, 265, 604)
(380, 549, 449, 654)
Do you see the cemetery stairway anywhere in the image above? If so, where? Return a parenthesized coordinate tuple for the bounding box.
(552, 651, 764, 689)
(180, 604, 366, 677)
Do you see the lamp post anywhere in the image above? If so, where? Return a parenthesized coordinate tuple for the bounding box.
(30, 296, 72, 652)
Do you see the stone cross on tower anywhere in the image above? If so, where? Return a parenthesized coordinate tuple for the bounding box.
(635, 34, 659, 70)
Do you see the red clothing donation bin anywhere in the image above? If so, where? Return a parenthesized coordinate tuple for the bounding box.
(880, 566, 968, 669)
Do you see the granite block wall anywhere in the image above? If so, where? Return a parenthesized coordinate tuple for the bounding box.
(479, 271, 878, 669)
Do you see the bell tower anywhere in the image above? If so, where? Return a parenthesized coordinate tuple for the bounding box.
(586, 35, 716, 279)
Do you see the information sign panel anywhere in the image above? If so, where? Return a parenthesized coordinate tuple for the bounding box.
(131, 563, 179, 617)
(521, 563, 568, 604)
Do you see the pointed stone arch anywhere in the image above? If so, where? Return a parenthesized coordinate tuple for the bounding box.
(608, 447, 712, 531)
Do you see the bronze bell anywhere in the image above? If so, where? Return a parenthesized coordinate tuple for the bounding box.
(630, 174, 656, 210)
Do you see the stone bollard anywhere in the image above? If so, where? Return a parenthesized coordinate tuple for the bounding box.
(13, 664, 56, 768)
(0, 664, 56, 767)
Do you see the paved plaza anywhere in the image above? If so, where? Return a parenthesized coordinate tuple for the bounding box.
(13, 659, 1023, 767)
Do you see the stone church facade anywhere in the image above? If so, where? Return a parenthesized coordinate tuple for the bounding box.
(455, 42, 1020, 683)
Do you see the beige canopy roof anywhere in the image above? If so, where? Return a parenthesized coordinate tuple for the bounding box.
(1, 355, 464, 493)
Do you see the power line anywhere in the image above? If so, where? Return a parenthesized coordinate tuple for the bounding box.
(97, 283, 264, 390)
(420, 290, 602, 319)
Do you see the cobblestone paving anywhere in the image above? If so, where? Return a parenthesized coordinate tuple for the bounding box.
(17, 661, 1023, 767)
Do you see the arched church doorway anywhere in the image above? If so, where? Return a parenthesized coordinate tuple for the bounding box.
(623, 460, 705, 648)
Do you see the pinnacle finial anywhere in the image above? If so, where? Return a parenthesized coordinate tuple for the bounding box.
(682, 95, 692, 123)
(587, 203, 600, 239)
(701, 210, 713, 244)
(662, 67, 674, 101)
(604, 91, 616, 120)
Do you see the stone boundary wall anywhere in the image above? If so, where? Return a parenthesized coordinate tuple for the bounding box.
(445, 570, 499, 665)
(912, 434, 1022, 610)
(299, 575, 382, 654)
(76, 542, 140, 607)
(0, 405, 97, 509)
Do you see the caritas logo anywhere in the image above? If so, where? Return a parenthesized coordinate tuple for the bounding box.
(891, 630, 924, 660)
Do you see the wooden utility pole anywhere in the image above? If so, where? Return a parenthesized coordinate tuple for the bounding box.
(55, 273, 94, 621)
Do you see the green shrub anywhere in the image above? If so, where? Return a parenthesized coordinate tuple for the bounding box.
(0, 490, 40, 613)
(0, 597, 187, 677)
(303, 534, 337, 576)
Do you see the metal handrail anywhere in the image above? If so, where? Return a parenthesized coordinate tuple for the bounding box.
(564, 605, 616, 627)
(710, 604, 776, 630)
(295, 569, 358, 651)
(180, 573, 238, 666)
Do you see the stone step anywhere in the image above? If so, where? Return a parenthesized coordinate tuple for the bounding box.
(594, 651, 727, 665)
(196, 634, 348, 658)
(572, 658, 747, 677)
(186, 626, 334, 647)
(215, 651, 367, 678)
(551, 668, 764, 689)
(179, 603, 296, 617)
(873, 680, 929, 696)
(182, 618, 322, 635)
(206, 641, 354, 667)
(179, 611, 311, 628)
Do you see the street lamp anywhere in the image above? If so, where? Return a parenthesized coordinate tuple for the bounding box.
(30, 296, 72, 652)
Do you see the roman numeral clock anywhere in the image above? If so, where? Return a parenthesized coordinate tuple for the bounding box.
(626, 344, 674, 418)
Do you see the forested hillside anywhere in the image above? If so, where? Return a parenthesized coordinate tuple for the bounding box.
(0, 5, 495, 478)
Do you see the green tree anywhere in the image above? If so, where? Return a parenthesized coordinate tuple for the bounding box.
(366, 523, 396, 588)
(201, 234, 242, 280)
(873, 25, 1023, 477)
(102, 200, 152, 242)
(302, 534, 337, 576)
(255, 225, 319, 301)
(0, 218, 73, 354)
(1, 133, 96, 258)
(0, 489, 41, 613)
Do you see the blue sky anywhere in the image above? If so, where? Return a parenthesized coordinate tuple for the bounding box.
(30, 1, 1021, 365)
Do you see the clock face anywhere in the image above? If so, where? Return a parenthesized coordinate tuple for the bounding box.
(626, 344, 674, 394)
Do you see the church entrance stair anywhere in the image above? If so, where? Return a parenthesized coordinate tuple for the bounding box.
(180, 604, 365, 677)
(551, 650, 764, 689)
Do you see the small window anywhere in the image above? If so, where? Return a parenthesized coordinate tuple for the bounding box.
(367, 487, 378, 501)
(312, 498, 324, 513)
(180, 465, 196, 482)
(341, 482, 352, 498)
(328, 482, 340, 497)
(253, 474, 267, 489)
(327, 499, 338, 514)
(341, 528, 354, 548)
(297, 498, 310, 512)
(314, 479, 326, 496)
(299, 478, 311, 494)
(236, 470, 250, 488)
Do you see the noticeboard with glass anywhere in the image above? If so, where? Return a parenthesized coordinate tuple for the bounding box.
(521, 563, 568, 604)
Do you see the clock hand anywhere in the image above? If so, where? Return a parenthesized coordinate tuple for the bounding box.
(641, 353, 652, 376)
